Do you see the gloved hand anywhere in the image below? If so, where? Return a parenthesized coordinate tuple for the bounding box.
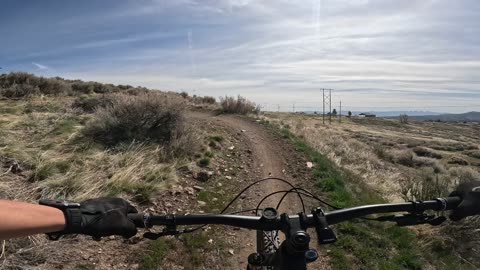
(41, 197, 138, 239)
(449, 181, 480, 221)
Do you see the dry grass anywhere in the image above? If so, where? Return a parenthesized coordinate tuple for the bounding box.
(261, 112, 480, 267)
(0, 95, 187, 203)
(0, 93, 197, 269)
(38, 144, 177, 202)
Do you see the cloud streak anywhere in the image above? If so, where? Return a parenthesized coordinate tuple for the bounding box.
(1, 0, 480, 112)
(32, 62, 48, 70)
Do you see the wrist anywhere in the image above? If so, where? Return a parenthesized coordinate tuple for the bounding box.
(39, 200, 83, 238)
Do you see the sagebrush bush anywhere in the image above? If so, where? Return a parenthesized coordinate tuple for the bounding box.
(71, 95, 114, 113)
(400, 167, 451, 201)
(388, 149, 415, 166)
(412, 146, 442, 159)
(83, 93, 186, 147)
(219, 95, 260, 114)
(0, 84, 40, 98)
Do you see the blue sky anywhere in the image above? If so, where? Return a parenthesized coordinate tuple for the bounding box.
(1, 0, 480, 112)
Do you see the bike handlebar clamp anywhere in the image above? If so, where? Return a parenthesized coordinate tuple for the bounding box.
(312, 208, 337, 245)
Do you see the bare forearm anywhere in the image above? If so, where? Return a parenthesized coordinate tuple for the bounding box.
(0, 200, 66, 240)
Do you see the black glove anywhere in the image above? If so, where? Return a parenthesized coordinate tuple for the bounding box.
(40, 197, 138, 239)
(449, 181, 480, 221)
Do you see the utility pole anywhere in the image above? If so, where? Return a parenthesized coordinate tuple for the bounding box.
(277, 104, 280, 112)
(339, 101, 342, 123)
(329, 89, 332, 124)
(293, 102, 296, 113)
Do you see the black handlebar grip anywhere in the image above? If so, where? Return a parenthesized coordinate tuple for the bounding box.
(444, 196, 462, 210)
(128, 213, 147, 228)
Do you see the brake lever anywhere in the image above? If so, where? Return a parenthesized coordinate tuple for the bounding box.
(375, 214, 446, 227)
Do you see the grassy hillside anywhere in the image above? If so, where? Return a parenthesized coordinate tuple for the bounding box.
(405, 111, 480, 122)
(0, 73, 234, 269)
(259, 113, 480, 269)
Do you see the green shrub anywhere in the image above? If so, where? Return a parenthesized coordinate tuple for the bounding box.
(198, 158, 210, 167)
(83, 93, 186, 147)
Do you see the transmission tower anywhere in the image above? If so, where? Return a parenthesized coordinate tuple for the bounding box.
(323, 89, 332, 124)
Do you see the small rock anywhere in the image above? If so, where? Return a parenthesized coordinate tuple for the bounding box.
(241, 129, 246, 132)
(131, 264, 139, 270)
(212, 197, 218, 202)
(228, 146, 235, 150)
(217, 183, 223, 187)
(208, 239, 214, 244)
(197, 201, 207, 206)
(193, 185, 204, 191)
(306, 162, 314, 168)
(224, 168, 229, 172)
(185, 187, 194, 195)
(240, 194, 247, 199)
(228, 249, 235, 255)
(225, 176, 232, 180)
(165, 202, 172, 208)
(171, 185, 183, 195)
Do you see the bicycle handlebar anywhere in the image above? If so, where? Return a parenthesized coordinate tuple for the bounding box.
(128, 196, 462, 230)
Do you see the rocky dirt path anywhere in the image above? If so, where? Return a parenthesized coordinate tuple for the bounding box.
(192, 112, 330, 269)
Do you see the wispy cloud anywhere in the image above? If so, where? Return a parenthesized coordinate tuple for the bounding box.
(32, 62, 48, 70)
(2, 0, 480, 112)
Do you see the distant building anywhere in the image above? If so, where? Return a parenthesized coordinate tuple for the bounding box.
(358, 113, 376, 118)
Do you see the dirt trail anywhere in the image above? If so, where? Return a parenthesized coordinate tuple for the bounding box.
(192, 112, 330, 269)
(213, 115, 293, 267)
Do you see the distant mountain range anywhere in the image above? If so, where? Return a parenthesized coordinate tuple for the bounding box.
(300, 110, 444, 117)
(352, 111, 445, 117)
(297, 110, 480, 122)
(399, 111, 480, 122)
